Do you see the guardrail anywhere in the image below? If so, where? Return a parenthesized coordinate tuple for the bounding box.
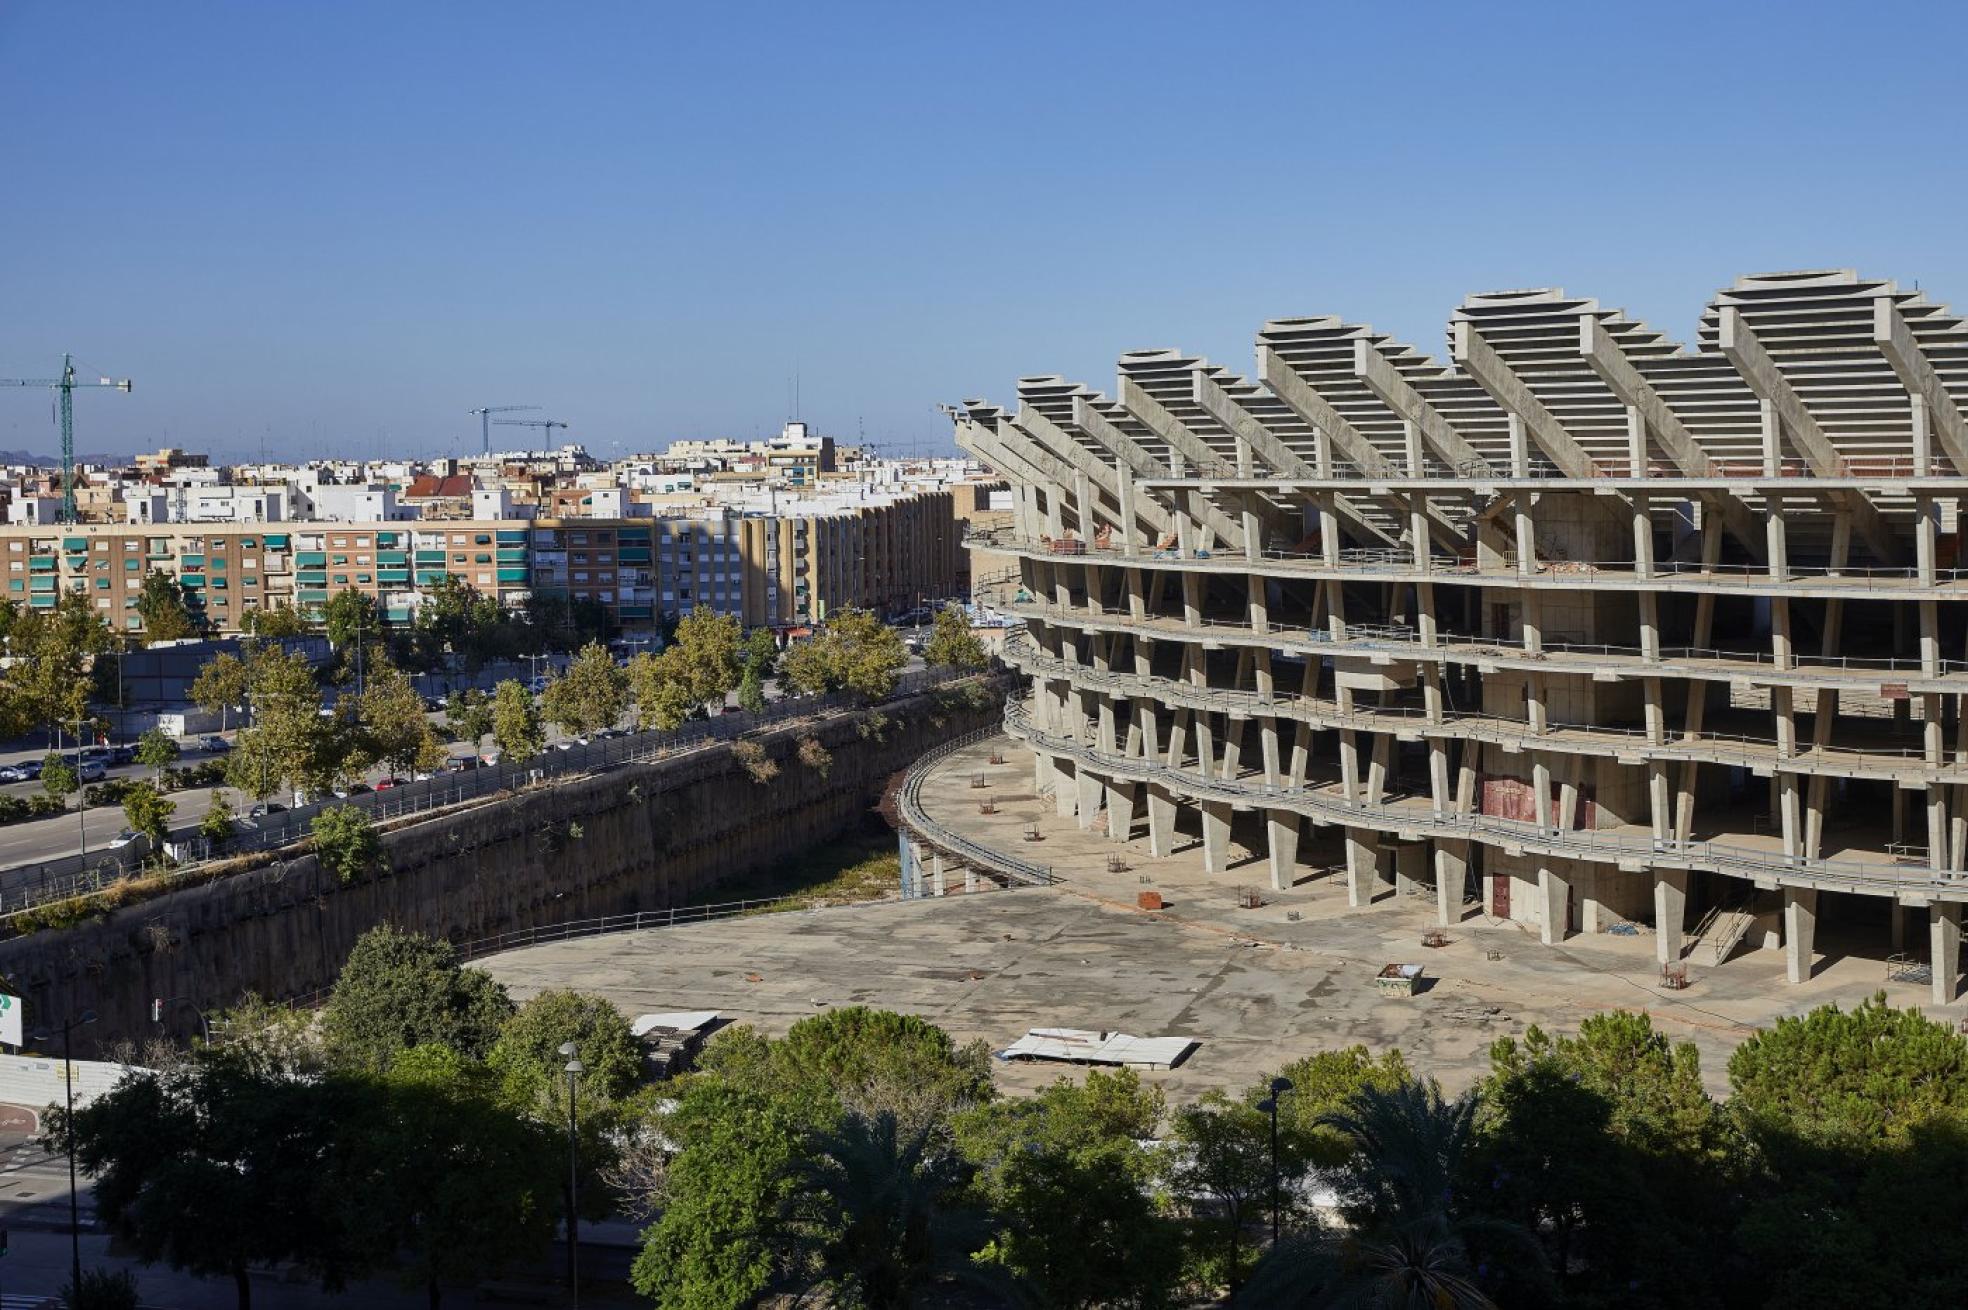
(0, 668, 972, 920)
(1000, 597, 1968, 687)
(996, 628, 1951, 777)
(891, 724, 1056, 887)
(1003, 698, 1968, 899)
(979, 530, 1968, 593)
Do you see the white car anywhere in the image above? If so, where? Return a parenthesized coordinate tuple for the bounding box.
(108, 829, 149, 852)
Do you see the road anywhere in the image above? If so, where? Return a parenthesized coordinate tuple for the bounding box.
(0, 654, 929, 886)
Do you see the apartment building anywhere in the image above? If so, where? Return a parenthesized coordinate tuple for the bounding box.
(959, 270, 1968, 1004)
(0, 488, 959, 636)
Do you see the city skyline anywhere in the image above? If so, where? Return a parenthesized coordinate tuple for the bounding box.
(5, 1, 1967, 460)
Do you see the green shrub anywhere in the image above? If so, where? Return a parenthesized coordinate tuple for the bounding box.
(84, 779, 136, 809)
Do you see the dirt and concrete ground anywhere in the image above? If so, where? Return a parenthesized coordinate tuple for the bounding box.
(481, 735, 1957, 1099)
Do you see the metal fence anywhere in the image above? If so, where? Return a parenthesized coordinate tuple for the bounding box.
(0, 667, 969, 919)
(892, 724, 1056, 887)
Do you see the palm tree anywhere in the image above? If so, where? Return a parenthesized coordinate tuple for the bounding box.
(1239, 1082, 1544, 1309)
(789, 1110, 1018, 1309)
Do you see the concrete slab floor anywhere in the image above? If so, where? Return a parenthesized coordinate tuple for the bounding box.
(480, 736, 1961, 1100)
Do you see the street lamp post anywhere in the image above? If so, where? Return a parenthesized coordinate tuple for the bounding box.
(558, 1040, 584, 1307)
(1256, 1076, 1294, 1247)
(64, 716, 92, 864)
(31, 1010, 98, 1295)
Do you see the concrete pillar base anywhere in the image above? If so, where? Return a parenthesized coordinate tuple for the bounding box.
(1932, 901, 1963, 1005)
(1538, 865, 1571, 946)
(1104, 779, 1138, 843)
(931, 852, 947, 897)
(1654, 870, 1688, 965)
(1201, 801, 1234, 876)
(964, 864, 978, 894)
(1055, 759, 1080, 819)
(1265, 809, 1299, 892)
(1393, 842, 1426, 898)
(1344, 830, 1386, 907)
(1434, 841, 1468, 927)
(1784, 886, 1818, 984)
(1146, 784, 1178, 857)
(1075, 769, 1103, 832)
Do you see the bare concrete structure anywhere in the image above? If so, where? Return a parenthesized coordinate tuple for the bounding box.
(953, 271, 1968, 1003)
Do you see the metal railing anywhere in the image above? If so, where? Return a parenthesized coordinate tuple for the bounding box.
(1001, 596, 1968, 689)
(0, 668, 972, 922)
(1003, 697, 1968, 899)
(979, 530, 1968, 593)
(892, 724, 1056, 887)
(997, 629, 1951, 777)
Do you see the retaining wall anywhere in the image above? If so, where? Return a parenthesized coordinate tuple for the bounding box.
(0, 685, 1001, 1050)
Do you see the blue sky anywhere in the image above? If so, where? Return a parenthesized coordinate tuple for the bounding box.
(3, 1, 1964, 462)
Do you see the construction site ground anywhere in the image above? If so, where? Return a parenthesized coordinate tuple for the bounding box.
(480, 735, 1955, 1099)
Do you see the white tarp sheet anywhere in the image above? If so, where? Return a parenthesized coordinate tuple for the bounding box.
(632, 1011, 721, 1038)
(998, 1027, 1196, 1069)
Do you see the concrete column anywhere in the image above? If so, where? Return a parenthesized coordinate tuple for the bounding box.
(931, 851, 947, 897)
(965, 862, 978, 893)
(1933, 902, 1962, 1005)
(1054, 758, 1079, 818)
(1075, 768, 1104, 831)
(1538, 864, 1571, 946)
(1145, 783, 1178, 857)
(1200, 801, 1234, 875)
(1434, 841, 1468, 926)
(1266, 808, 1299, 892)
(1784, 886, 1818, 984)
(1104, 778, 1137, 843)
(1394, 842, 1426, 897)
(1344, 829, 1385, 907)
(1654, 870, 1688, 965)
(1891, 901, 1908, 952)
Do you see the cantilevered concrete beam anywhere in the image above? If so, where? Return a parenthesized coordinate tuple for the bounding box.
(956, 419, 1078, 526)
(1720, 308, 1903, 565)
(1111, 379, 1250, 551)
(1070, 394, 1246, 549)
(986, 415, 1164, 539)
(1874, 296, 1968, 476)
(1010, 407, 1178, 540)
(1257, 346, 1399, 477)
(1190, 371, 1397, 548)
(1452, 321, 1597, 478)
(1579, 316, 1766, 564)
(1352, 339, 1489, 473)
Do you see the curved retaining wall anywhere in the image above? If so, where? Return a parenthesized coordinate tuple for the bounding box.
(0, 685, 1003, 1051)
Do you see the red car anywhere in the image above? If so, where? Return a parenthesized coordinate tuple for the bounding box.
(374, 777, 404, 791)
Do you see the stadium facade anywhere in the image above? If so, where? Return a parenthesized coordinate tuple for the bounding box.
(952, 270, 1968, 1003)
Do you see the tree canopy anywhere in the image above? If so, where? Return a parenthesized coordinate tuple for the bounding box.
(134, 568, 200, 644)
(780, 608, 907, 701)
(321, 925, 514, 1071)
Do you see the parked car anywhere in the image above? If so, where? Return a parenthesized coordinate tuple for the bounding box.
(331, 781, 372, 799)
(80, 747, 114, 766)
(76, 761, 108, 783)
(200, 735, 231, 753)
(106, 744, 137, 766)
(247, 802, 286, 817)
(374, 777, 403, 791)
(107, 829, 149, 852)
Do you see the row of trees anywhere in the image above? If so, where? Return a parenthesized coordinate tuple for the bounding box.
(61, 926, 641, 1309)
(58, 920, 1968, 1310)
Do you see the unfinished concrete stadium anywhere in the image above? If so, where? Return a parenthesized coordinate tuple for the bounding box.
(951, 270, 1968, 1004)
